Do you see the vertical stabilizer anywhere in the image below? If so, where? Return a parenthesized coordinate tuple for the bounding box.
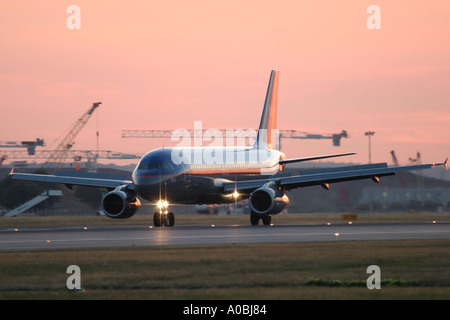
(254, 70, 279, 150)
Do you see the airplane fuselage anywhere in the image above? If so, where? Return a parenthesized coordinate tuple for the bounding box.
(132, 147, 285, 204)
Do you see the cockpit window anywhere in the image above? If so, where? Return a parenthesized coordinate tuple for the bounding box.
(148, 162, 161, 170)
(138, 159, 162, 171)
(163, 161, 175, 170)
(137, 149, 178, 171)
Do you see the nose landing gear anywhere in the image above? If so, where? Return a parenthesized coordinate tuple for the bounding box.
(153, 200, 175, 227)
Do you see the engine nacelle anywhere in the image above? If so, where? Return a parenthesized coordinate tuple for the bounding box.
(249, 182, 289, 215)
(101, 188, 141, 219)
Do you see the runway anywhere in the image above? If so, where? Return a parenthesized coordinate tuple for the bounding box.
(1, 221, 450, 251)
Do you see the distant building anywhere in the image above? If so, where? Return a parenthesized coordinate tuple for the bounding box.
(360, 188, 450, 211)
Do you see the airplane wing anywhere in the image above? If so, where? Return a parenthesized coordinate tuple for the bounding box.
(223, 159, 448, 193)
(9, 170, 133, 190)
(279, 152, 356, 165)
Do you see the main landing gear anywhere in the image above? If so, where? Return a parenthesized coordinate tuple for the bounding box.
(153, 200, 175, 227)
(250, 211, 272, 226)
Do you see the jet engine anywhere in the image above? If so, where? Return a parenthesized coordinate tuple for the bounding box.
(249, 182, 289, 215)
(101, 187, 141, 219)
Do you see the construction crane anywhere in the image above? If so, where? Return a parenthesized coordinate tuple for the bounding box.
(0, 139, 45, 166)
(409, 152, 421, 165)
(44, 102, 101, 170)
(0, 138, 44, 155)
(391, 150, 405, 188)
(409, 151, 424, 188)
(0, 149, 141, 167)
(390, 150, 400, 166)
(121, 129, 349, 149)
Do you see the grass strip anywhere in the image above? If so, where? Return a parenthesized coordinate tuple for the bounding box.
(1, 212, 449, 228)
(1, 239, 450, 299)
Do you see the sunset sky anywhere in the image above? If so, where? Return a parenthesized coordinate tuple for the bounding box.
(1, 1, 449, 169)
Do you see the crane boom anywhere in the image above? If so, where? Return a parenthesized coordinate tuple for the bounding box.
(44, 102, 101, 170)
(121, 129, 349, 147)
(0, 138, 44, 155)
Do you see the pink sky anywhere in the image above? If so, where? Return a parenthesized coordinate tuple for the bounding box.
(1, 1, 449, 168)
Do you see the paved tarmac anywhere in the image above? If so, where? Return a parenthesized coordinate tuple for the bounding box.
(1, 221, 450, 251)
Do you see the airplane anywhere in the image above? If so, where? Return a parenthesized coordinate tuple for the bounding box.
(10, 70, 447, 226)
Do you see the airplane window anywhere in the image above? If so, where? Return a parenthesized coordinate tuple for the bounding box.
(162, 161, 175, 170)
(148, 162, 162, 170)
(137, 149, 181, 171)
(137, 159, 161, 170)
(137, 160, 148, 170)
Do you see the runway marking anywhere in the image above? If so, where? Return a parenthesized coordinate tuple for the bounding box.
(1, 223, 449, 250)
(1, 228, 449, 243)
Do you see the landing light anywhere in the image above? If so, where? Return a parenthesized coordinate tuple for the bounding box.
(233, 191, 239, 199)
(157, 200, 169, 209)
